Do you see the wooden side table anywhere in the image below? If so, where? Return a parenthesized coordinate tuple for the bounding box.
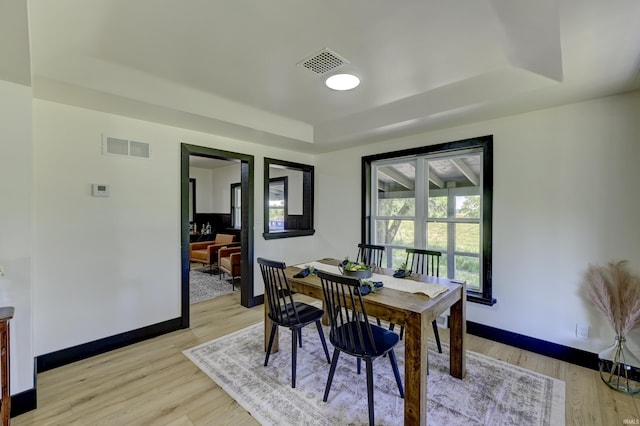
(0, 307, 14, 426)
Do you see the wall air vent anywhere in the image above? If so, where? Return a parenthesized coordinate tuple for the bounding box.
(102, 135, 151, 159)
(297, 48, 349, 75)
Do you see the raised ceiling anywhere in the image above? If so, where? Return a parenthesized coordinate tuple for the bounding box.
(18, 0, 640, 153)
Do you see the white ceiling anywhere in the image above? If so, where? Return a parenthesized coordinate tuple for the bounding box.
(15, 0, 640, 153)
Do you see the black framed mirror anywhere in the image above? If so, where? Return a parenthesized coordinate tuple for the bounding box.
(263, 158, 315, 239)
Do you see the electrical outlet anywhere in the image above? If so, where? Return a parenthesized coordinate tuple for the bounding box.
(576, 323, 590, 340)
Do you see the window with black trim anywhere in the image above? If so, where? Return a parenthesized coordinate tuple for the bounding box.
(362, 136, 495, 305)
(268, 177, 287, 231)
(231, 182, 241, 229)
(263, 158, 315, 239)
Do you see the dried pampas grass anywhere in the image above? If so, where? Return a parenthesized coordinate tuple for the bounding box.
(585, 260, 640, 336)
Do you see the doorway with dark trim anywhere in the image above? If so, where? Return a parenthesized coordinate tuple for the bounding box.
(180, 144, 261, 329)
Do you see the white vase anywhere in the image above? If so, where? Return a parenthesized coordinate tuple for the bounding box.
(599, 335, 640, 394)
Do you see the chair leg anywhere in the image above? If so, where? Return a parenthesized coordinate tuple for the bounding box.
(264, 324, 277, 366)
(357, 358, 362, 375)
(315, 320, 331, 363)
(390, 322, 404, 341)
(323, 349, 340, 402)
(388, 349, 404, 398)
(291, 329, 298, 388)
(298, 329, 303, 348)
(291, 328, 298, 388)
(432, 320, 442, 353)
(365, 359, 375, 426)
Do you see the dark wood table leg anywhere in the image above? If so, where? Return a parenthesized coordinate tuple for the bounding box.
(449, 286, 466, 379)
(404, 311, 428, 426)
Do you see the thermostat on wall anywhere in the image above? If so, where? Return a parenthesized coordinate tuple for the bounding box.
(92, 184, 110, 197)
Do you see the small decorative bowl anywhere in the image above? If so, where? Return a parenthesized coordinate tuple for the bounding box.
(338, 264, 373, 279)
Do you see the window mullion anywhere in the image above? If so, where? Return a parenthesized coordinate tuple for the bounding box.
(415, 158, 426, 248)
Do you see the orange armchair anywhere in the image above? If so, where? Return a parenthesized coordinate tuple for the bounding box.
(218, 246, 242, 290)
(189, 234, 239, 273)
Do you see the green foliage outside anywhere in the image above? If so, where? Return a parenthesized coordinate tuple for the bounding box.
(269, 207, 284, 221)
(377, 192, 481, 288)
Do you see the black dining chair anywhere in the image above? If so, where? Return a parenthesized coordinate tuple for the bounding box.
(355, 243, 385, 267)
(258, 257, 331, 388)
(317, 270, 404, 426)
(394, 248, 443, 353)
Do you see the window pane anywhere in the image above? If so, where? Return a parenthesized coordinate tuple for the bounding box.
(428, 195, 447, 218)
(427, 221, 447, 251)
(376, 161, 416, 216)
(269, 206, 284, 231)
(436, 253, 448, 278)
(378, 198, 415, 216)
(454, 255, 480, 291)
(234, 187, 242, 208)
(390, 247, 407, 270)
(455, 223, 479, 253)
(456, 195, 480, 219)
(375, 219, 414, 246)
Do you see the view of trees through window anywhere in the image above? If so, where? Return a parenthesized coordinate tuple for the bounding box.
(372, 152, 482, 291)
(269, 179, 286, 231)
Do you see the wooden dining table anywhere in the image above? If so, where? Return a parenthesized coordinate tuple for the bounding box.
(264, 258, 466, 426)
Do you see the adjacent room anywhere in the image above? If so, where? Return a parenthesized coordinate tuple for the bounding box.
(188, 156, 242, 303)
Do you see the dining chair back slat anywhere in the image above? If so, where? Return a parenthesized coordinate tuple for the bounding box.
(261, 258, 300, 326)
(320, 271, 377, 355)
(405, 248, 441, 276)
(355, 243, 385, 268)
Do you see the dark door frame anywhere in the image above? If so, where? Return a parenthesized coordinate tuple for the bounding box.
(180, 143, 261, 328)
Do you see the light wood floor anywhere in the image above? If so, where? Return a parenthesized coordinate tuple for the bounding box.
(13, 292, 640, 425)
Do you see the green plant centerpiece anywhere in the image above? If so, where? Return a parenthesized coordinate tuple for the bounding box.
(360, 279, 380, 293)
(339, 257, 373, 279)
(393, 262, 412, 278)
(304, 264, 316, 276)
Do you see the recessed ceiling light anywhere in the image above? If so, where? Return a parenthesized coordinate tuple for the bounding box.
(325, 73, 360, 91)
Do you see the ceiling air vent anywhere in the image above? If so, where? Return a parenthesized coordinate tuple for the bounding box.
(102, 135, 151, 159)
(297, 48, 349, 75)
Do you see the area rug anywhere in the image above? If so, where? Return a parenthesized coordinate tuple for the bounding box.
(190, 270, 236, 304)
(184, 322, 565, 425)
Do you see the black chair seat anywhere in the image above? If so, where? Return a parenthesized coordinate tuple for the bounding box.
(331, 321, 399, 356)
(270, 302, 325, 327)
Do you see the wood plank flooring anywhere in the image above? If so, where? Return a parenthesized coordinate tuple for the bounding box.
(13, 293, 640, 425)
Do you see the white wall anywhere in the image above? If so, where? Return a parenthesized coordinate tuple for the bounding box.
(191, 163, 241, 217)
(189, 167, 214, 213)
(316, 90, 640, 354)
(0, 80, 34, 394)
(32, 99, 315, 357)
(211, 164, 241, 214)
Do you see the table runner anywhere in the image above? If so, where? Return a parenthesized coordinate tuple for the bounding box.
(295, 261, 449, 299)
